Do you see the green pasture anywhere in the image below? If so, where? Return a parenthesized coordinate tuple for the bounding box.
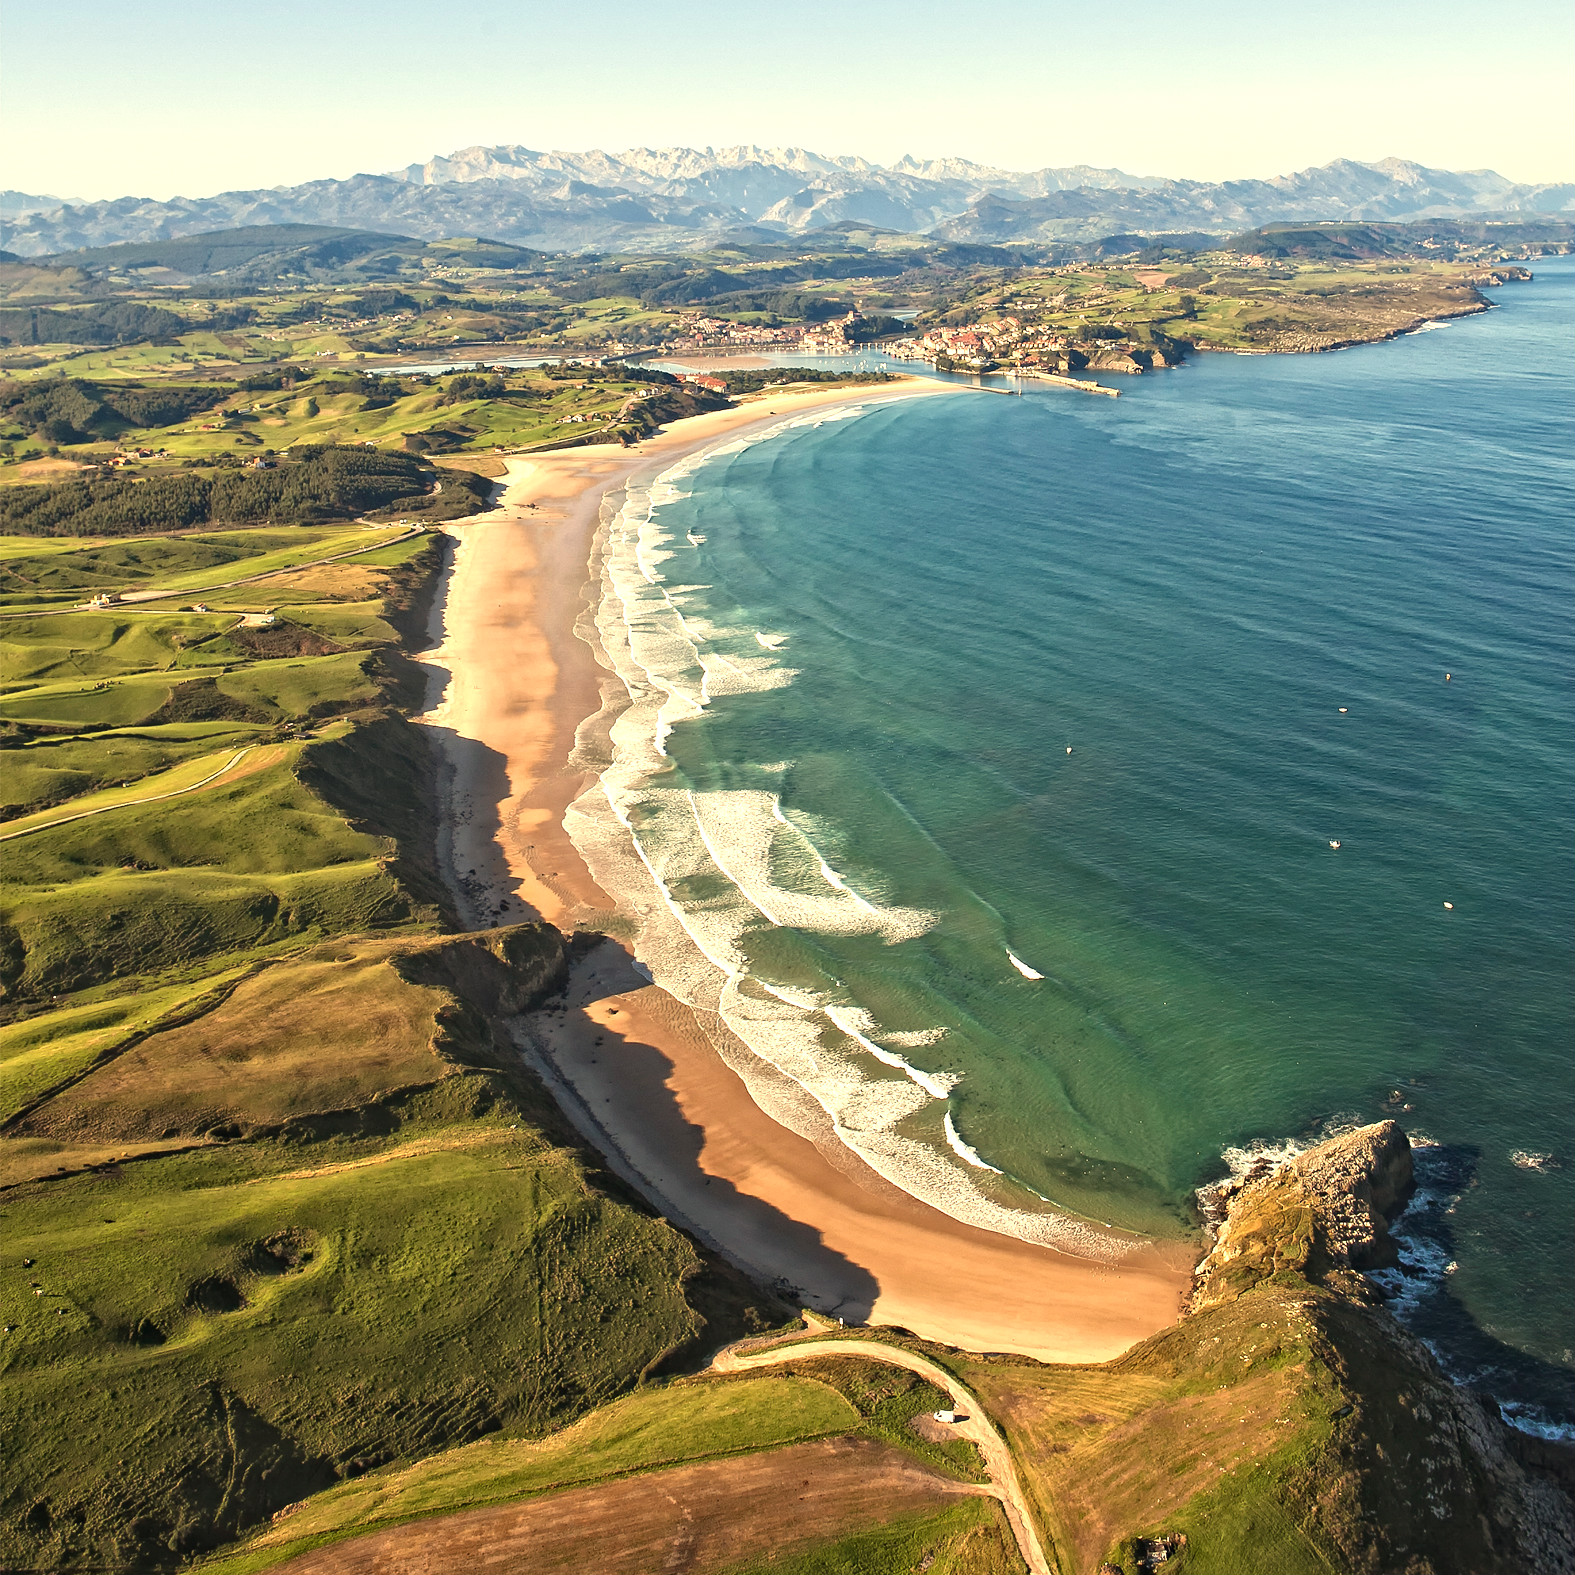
(0, 967, 254, 1123)
(219, 649, 383, 712)
(284, 602, 400, 644)
(0, 740, 263, 837)
(789, 1355, 987, 1483)
(0, 722, 262, 818)
(0, 669, 212, 728)
(0, 534, 118, 562)
(0, 610, 241, 686)
(0, 527, 384, 608)
(2, 860, 414, 1001)
(0, 737, 428, 999)
(0, 1077, 713, 1568)
(0, 647, 382, 731)
(207, 1376, 859, 1572)
(124, 525, 409, 594)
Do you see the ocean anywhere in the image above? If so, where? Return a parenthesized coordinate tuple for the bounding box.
(570, 258, 1575, 1430)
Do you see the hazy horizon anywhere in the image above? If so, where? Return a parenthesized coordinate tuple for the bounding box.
(4, 0, 1571, 201)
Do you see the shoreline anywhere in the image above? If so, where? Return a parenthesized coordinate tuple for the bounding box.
(417, 378, 1197, 1363)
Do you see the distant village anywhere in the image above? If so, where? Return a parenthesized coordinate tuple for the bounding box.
(649, 300, 1178, 379)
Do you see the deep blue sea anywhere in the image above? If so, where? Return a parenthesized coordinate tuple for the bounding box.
(584, 261, 1574, 1428)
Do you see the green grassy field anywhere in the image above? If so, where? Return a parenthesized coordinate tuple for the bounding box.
(785, 1355, 988, 1484)
(1, 1073, 727, 1566)
(723, 1498, 1023, 1575)
(0, 516, 791, 1570)
(0, 723, 261, 818)
(202, 1376, 862, 1572)
(0, 526, 406, 608)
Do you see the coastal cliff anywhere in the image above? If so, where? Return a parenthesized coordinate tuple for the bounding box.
(967, 1122, 1575, 1574)
(1190, 1122, 1575, 1572)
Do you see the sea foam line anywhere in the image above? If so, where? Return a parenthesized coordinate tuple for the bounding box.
(946, 1111, 1004, 1173)
(567, 407, 1132, 1262)
(826, 1005, 957, 1100)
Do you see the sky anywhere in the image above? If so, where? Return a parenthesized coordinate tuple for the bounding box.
(5, 0, 1573, 200)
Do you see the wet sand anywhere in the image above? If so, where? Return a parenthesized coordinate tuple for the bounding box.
(418, 379, 1197, 1364)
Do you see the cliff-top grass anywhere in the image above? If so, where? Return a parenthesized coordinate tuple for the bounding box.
(0, 518, 791, 1570)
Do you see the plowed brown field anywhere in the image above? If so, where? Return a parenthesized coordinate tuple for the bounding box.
(273, 1436, 985, 1574)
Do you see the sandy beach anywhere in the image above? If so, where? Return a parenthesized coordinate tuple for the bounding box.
(419, 378, 1197, 1364)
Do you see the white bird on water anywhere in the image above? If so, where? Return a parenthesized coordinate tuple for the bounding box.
(1329, 840, 1341, 849)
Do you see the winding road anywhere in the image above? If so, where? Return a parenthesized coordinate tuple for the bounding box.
(0, 746, 259, 842)
(710, 1333, 1052, 1575)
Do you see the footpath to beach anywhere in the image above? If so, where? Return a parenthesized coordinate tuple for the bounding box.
(711, 1327, 1052, 1574)
(416, 378, 1197, 1365)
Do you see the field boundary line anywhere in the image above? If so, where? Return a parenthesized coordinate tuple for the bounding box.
(0, 746, 255, 841)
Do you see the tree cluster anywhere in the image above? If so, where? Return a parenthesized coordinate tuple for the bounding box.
(0, 444, 442, 537)
(0, 378, 227, 444)
(238, 366, 308, 392)
(0, 301, 188, 348)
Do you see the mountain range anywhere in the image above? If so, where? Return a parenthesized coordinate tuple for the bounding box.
(4, 146, 1572, 257)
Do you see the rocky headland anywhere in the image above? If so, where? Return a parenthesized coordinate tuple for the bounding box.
(1187, 1121, 1575, 1572)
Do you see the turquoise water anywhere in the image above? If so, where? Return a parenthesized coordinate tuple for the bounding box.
(586, 263, 1573, 1420)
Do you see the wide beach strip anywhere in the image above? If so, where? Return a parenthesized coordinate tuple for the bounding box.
(418, 380, 1195, 1362)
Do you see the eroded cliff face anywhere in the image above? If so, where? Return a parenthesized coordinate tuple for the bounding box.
(1189, 1122, 1575, 1572)
(1194, 1119, 1414, 1311)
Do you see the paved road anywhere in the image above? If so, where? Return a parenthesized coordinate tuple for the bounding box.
(711, 1334, 1052, 1575)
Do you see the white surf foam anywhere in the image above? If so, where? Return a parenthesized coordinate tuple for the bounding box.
(561, 415, 1132, 1263)
(1007, 951, 1044, 980)
(946, 1111, 1004, 1173)
(826, 1004, 958, 1100)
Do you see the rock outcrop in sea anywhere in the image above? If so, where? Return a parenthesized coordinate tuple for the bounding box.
(1188, 1121, 1575, 1571)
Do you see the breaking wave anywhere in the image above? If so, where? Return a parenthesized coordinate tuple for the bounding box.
(563, 410, 1130, 1261)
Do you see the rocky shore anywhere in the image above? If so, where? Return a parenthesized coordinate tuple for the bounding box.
(1191, 1121, 1575, 1571)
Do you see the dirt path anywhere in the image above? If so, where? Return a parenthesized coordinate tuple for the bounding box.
(711, 1333, 1053, 1575)
(0, 745, 263, 842)
(3, 527, 424, 621)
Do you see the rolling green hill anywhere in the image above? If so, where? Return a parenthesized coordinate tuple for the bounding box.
(0, 519, 783, 1570)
